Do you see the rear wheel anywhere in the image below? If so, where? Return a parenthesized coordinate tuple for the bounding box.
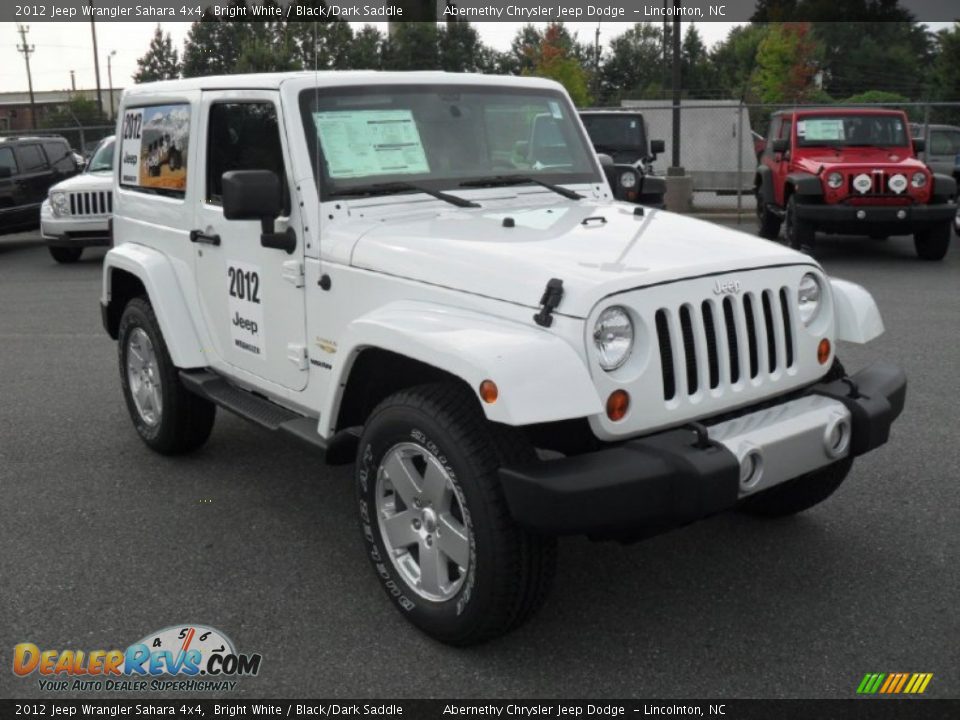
(756, 190, 782, 240)
(49, 246, 83, 264)
(356, 382, 556, 646)
(118, 297, 216, 455)
(784, 194, 815, 254)
(914, 221, 950, 261)
(738, 456, 854, 518)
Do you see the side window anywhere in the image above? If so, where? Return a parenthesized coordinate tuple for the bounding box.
(119, 104, 190, 197)
(43, 141, 75, 172)
(779, 120, 792, 141)
(206, 102, 288, 212)
(763, 118, 781, 156)
(0, 147, 17, 174)
(17, 144, 48, 172)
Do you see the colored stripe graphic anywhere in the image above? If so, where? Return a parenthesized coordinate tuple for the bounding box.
(858, 673, 932, 694)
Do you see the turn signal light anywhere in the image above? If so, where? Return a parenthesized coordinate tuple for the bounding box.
(606, 390, 630, 421)
(479, 380, 499, 404)
(818, 338, 831, 365)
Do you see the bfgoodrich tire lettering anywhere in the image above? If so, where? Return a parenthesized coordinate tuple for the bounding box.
(118, 297, 216, 455)
(356, 382, 556, 646)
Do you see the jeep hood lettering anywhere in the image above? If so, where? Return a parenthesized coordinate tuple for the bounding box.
(348, 201, 808, 317)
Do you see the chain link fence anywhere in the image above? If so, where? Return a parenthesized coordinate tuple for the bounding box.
(0, 124, 114, 157)
(615, 100, 960, 218)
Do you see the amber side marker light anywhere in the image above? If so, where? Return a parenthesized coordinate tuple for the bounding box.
(606, 390, 630, 421)
(818, 338, 831, 365)
(479, 380, 499, 404)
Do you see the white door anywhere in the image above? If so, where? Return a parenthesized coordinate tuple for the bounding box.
(192, 90, 308, 391)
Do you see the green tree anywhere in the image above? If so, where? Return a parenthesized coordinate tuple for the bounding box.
(134, 25, 180, 83)
(41, 95, 106, 128)
(709, 24, 769, 99)
(439, 22, 488, 73)
(681, 25, 718, 98)
(288, 1, 353, 70)
(752, 22, 823, 103)
(382, 22, 439, 70)
(524, 24, 592, 107)
(346, 25, 384, 70)
(598, 23, 664, 104)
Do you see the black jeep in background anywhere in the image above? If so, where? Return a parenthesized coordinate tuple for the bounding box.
(580, 110, 667, 207)
(0, 135, 80, 235)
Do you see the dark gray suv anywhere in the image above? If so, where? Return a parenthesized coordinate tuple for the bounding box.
(0, 135, 80, 234)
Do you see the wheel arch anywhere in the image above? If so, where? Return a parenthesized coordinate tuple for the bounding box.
(101, 244, 208, 368)
(325, 301, 603, 435)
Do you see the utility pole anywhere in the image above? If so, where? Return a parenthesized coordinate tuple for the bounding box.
(89, 1, 104, 119)
(671, 13, 681, 168)
(70, 70, 76, 91)
(16, 24, 37, 130)
(107, 50, 116, 121)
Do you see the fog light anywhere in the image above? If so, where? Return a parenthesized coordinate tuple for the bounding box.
(818, 338, 831, 365)
(897, 209, 907, 220)
(478, 380, 498, 404)
(606, 390, 630, 421)
(856, 210, 867, 220)
(739, 450, 763, 489)
(824, 418, 851, 458)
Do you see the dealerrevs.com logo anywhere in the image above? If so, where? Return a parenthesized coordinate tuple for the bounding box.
(13, 624, 262, 693)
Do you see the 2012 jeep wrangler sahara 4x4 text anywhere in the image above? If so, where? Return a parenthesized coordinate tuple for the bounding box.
(755, 107, 956, 260)
(101, 73, 906, 645)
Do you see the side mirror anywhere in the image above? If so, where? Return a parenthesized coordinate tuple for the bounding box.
(772, 138, 789, 154)
(650, 139, 665, 156)
(0, 166, 11, 179)
(913, 138, 925, 153)
(597, 153, 614, 167)
(222, 170, 295, 254)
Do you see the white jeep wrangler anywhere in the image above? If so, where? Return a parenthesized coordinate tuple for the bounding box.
(101, 72, 906, 646)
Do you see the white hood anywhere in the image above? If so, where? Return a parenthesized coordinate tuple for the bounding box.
(49, 171, 112, 193)
(348, 199, 812, 317)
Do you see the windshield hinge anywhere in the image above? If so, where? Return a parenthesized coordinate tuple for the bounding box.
(533, 278, 564, 328)
(282, 260, 304, 288)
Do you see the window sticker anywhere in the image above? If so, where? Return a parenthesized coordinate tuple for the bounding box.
(799, 118, 844, 141)
(548, 101, 563, 119)
(120, 104, 189, 193)
(313, 109, 429, 179)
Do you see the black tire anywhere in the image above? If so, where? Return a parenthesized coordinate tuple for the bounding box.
(784, 194, 816, 254)
(49, 246, 83, 264)
(756, 190, 782, 240)
(914, 221, 950, 261)
(356, 382, 556, 646)
(118, 297, 216, 455)
(868, 232, 889, 241)
(738, 456, 854, 518)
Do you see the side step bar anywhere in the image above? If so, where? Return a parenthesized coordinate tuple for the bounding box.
(179, 370, 359, 464)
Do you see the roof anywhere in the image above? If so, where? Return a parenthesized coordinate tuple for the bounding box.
(122, 71, 563, 99)
(773, 107, 907, 117)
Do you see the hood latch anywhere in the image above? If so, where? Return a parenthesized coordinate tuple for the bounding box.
(533, 278, 564, 328)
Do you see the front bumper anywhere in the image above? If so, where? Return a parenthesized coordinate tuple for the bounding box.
(500, 362, 906, 539)
(795, 201, 955, 232)
(41, 201, 111, 247)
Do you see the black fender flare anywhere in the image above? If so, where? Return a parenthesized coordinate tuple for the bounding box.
(931, 173, 957, 203)
(785, 172, 823, 199)
(755, 165, 775, 205)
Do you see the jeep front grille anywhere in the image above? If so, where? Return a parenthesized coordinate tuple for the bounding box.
(654, 288, 796, 402)
(68, 191, 112, 216)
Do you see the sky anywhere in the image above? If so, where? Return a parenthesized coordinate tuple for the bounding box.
(0, 21, 745, 94)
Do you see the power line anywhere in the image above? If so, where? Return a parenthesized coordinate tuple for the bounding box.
(16, 24, 37, 129)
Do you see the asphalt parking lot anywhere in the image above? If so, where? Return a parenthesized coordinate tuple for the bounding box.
(1, 225, 957, 700)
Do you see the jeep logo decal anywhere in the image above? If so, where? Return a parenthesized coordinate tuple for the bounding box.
(713, 279, 742, 295)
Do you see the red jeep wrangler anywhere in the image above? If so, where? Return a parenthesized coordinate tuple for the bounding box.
(755, 108, 957, 260)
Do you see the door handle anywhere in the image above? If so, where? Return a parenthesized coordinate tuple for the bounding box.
(190, 229, 221, 246)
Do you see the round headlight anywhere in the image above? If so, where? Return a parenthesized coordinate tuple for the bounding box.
(911, 171, 927, 188)
(593, 306, 634, 371)
(826, 172, 843, 189)
(797, 273, 822, 326)
(50, 191, 69, 216)
(888, 173, 908, 194)
(619, 171, 638, 189)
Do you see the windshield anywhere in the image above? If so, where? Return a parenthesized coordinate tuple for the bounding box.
(580, 115, 646, 150)
(300, 85, 600, 198)
(87, 137, 115, 173)
(796, 115, 908, 147)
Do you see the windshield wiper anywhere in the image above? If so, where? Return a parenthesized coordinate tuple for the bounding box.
(328, 181, 479, 208)
(459, 175, 584, 200)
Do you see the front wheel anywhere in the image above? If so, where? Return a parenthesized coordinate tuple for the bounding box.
(356, 382, 556, 646)
(737, 456, 854, 518)
(784, 195, 815, 254)
(914, 221, 950, 261)
(49, 246, 83, 264)
(118, 297, 216, 455)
